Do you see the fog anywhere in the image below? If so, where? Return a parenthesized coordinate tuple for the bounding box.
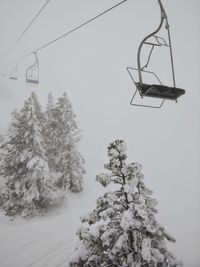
(0, 0, 199, 266)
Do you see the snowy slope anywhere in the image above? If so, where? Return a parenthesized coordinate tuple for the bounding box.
(0, 179, 104, 267)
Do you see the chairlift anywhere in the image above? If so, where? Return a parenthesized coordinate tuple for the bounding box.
(26, 52, 39, 85)
(127, 0, 185, 108)
(9, 62, 18, 80)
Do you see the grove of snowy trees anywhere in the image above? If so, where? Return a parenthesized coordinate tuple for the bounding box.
(0, 93, 182, 265)
(0, 92, 84, 218)
(70, 140, 182, 267)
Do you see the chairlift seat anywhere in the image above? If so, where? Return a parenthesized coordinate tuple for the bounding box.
(10, 76, 18, 80)
(136, 83, 185, 100)
(26, 78, 39, 84)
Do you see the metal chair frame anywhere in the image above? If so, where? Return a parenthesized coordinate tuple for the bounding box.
(26, 52, 39, 85)
(127, 66, 165, 108)
(128, 0, 180, 108)
(9, 62, 18, 80)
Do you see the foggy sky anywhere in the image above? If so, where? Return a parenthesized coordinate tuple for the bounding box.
(0, 0, 199, 266)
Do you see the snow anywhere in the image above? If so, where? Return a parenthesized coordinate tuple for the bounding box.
(0, 179, 104, 267)
(0, 138, 184, 266)
(96, 173, 111, 187)
(111, 233, 128, 254)
(26, 156, 49, 172)
(141, 238, 151, 263)
(151, 248, 165, 263)
(120, 209, 133, 230)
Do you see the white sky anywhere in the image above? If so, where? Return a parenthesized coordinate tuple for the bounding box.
(0, 0, 199, 266)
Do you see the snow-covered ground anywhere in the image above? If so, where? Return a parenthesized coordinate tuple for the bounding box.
(0, 178, 104, 267)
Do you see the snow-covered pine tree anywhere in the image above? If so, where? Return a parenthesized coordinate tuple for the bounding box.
(0, 92, 63, 218)
(45, 92, 84, 192)
(44, 92, 56, 170)
(70, 140, 182, 267)
(0, 133, 4, 160)
(46, 92, 54, 112)
(0, 133, 3, 143)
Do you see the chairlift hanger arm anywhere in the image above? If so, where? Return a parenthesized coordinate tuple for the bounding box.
(137, 0, 169, 85)
(32, 52, 39, 68)
(26, 52, 38, 75)
(9, 62, 18, 80)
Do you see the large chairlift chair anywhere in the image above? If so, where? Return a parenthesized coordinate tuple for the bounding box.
(26, 52, 39, 85)
(127, 0, 185, 108)
(9, 62, 18, 80)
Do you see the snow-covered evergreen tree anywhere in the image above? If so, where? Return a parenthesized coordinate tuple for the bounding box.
(46, 92, 54, 112)
(0, 133, 4, 161)
(44, 92, 56, 170)
(0, 92, 63, 218)
(45, 93, 84, 192)
(70, 140, 182, 267)
(0, 133, 4, 144)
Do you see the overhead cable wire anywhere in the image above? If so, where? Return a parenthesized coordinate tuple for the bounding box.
(13, 0, 128, 63)
(6, 0, 51, 54)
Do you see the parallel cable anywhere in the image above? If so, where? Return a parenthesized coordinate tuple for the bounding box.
(6, 0, 50, 54)
(14, 0, 128, 62)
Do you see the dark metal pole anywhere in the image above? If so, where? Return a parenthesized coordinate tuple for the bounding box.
(166, 21, 176, 87)
(137, 0, 167, 85)
(158, 0, 176, 87)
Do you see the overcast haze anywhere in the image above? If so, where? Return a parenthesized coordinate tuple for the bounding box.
(0, 0, 199, 266)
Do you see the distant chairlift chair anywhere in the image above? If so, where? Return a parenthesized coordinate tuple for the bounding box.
(9, 62, 18, 80)
(127, 0, 185, 108)
(26, 52, 39, 85)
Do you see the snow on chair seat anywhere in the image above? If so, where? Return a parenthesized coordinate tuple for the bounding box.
(136, 83, 185, 100)
(26, 78, 39, 85)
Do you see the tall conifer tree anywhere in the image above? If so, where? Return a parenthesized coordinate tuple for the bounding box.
(0, 92, 63, 217)
(45, 93, 84, 192)
(44, 92, 56, 170)
(70, 140, 182, 267)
